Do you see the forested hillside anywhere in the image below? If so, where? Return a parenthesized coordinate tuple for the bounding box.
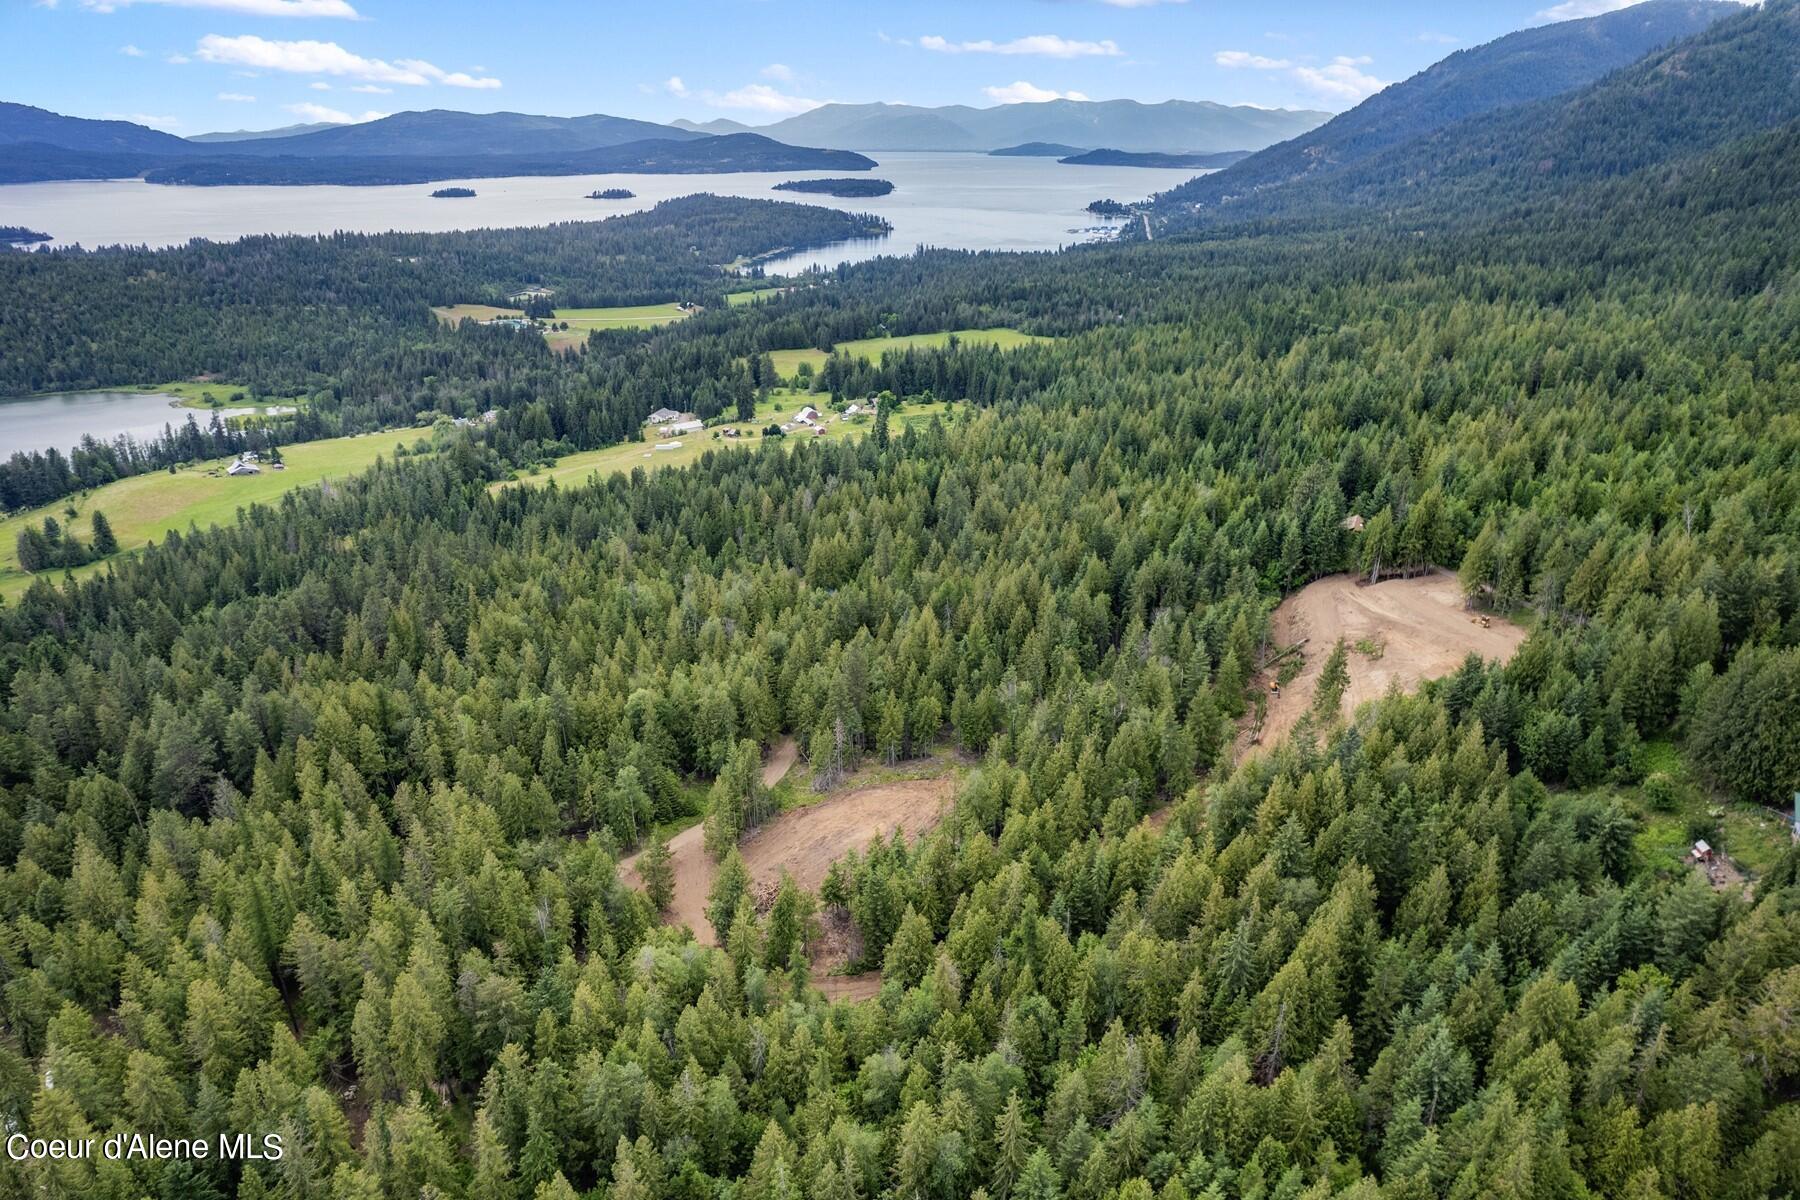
(1, 6, 1799, 1199)
(2, 121, 1799, 1199)
(1148, 0, 1798, 233)
(1149, 0, 1731, 216)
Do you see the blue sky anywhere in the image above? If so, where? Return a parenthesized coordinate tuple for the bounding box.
(5, 0, 1674, 134)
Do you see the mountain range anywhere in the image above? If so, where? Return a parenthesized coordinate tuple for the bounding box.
(187, 122, 338, 144)
(206, 109, 706, 158)
(0, 106, 861, 186)
(673, 98, 1329, 153)
(1149, 0, 1740, 223)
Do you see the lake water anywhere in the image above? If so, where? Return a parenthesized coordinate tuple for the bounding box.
(0, 154, 1208, 456)
(0, 391, 279, 459)
(0, 152, 1206, 273)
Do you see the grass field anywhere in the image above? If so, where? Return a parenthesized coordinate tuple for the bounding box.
(1630, 738, 1795, 880)
(555, 303, 691, 330)
(496, 393, 950, 493)
(726, 286, 790, 307)
(432, 304, 523, 324)
(0, 431, 420, 600)
(436, 302, 690, 354)
(765, 327, 1049, 381)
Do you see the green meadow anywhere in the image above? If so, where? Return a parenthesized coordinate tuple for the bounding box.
(0, 431, 417, 600)
(495, 393, 951, 493)
(765, 327, 1048, 380)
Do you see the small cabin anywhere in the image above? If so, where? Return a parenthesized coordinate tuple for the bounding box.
(645, 407, 684, 426)
(1691, 840, 1713, 863)
(227, 459, 260, 476)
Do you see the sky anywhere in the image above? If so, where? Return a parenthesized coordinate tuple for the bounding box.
(3, 0, 1694, 135)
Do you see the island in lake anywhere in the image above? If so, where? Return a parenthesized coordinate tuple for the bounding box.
(431, 187, 477, 198)
(589, 188, 635, 199)
(990, 142, 1088, 158)
(1060, 148, 1252, 169)
(1086, 199, 1132, 217)
(1, 226, 50, 246)
(772, 178, 895, 199)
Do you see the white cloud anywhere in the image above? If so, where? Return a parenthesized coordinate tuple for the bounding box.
(664, 75, 689, 97)
(103, 112, 180, 129)
(921, 34, 1121, 58)
(705, 83, 826, 115)
(1294, 56, 1388, 103)
(80, 0, 358, 15)
(309, 80, 331, 90)
(761, 63, 794, 81)
(119, 43, 145, 56)
(1418, 31, 1459, 44)
(982, 80, 1091, 104)
(284, 101, 384, 124)
(193, 35, 500, 88)
(217, 91, 256, 101)
(1218, 44, 1393, 107)
(349, 83, 390, 93)
(1215, 50, 1292, 70)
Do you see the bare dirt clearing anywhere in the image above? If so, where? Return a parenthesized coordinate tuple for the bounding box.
(619, 751, 954, 955)
(1247, 572, 1527, 754)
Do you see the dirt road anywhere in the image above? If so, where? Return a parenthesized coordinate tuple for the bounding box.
(1249, 572, 1527, 753)
(761, 736, 798, 789)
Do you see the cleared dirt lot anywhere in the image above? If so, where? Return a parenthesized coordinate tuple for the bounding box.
(619, 749, 954, 949)
(1250, 571, 1527, 752)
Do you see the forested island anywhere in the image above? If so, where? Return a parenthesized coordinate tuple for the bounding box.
(772, 177, 895, 198)
(0, 225, 50, 245)
(430, 186, 476, 199)
(589, 187, 635, 199)
(989, 141, 1088, 157)
(1060, 147, 1252, 168)
(1086, 198, 1132, 217)
(1, 5, 1799, 1200)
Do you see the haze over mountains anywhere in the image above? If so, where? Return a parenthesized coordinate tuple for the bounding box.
(671, 99, 1329, 153)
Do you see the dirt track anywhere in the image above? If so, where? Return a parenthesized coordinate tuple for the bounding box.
(1249, 572, 1526, 753)
(619, 746, 953, 949)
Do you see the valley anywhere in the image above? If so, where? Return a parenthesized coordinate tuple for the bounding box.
(1, 3, 1798, 1199)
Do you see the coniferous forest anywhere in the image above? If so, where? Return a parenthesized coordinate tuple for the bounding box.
(2, 4, 1800, 1200)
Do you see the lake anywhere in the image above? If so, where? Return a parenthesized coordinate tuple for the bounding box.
(0, 391, 281, 459)
(0, 152, 1207, 273)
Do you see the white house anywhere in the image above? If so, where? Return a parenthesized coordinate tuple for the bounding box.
(796, 405, 821, 424)
(645, 407, 684, 425)
(227, 459, 260, 476)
